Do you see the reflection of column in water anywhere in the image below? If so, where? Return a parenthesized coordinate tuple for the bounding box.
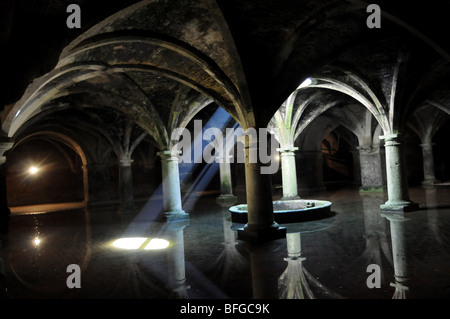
(278, 231, 343, 299)
(166, 220, 190, 298)
(278, 232, 314, 299)
(248, 242, 279, 299)
(361, 193, 392, 285)
(424, 188, 442, 245)
(424, 187, 438, 208)
(207, 206, 247, 285)
(382, 213, 410, 299)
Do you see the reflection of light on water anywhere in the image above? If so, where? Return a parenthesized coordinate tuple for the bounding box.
(112, 237, 170, 250)
(33, 237, 41, 247)
(112, 237, 147, 250)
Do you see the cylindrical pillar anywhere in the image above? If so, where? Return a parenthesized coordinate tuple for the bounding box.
(158, 150, 188, 221)
(357, 145, 386, 192)
(237, 133, 285, 242)
(81, 165, 89, 203)
(216, 155, 237, 206)
(420, 142, 439, 186)
(0, 162, 8, 298)
(0, 140, 14, 299)
(86, 163, 113, 206)
(0, 161, 10, 237)
(278, 147, 300, 199)
(380, 134, 418, 212)
(298, 150, 326, 194)
(219, 155, 233, 195)
(0, 139, 14, 237)
(118, 158, 137, 213)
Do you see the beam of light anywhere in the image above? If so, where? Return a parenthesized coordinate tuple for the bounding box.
(182, 160, 220, 211)
(122, 106, 234, 239)
(181, 107, 236, 210)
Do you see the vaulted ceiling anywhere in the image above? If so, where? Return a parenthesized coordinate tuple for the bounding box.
(2, 0, 450, 151)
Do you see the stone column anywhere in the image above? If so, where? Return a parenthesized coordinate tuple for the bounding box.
(297, 150, 326, 194)
(420, 142, 439, 187)
(0, 161, 10, 237)
(216, 154, 237, 206)
(0, 139, 14, 298)
(0, 139, 14, 236)
(382, 213, 410, 298)
(158, 150, 188, 221)
(358, 145, 386, 192)
(81, 165, 89, 203)
(86, 163, 113, 206)
(380, 134, 418, 212)
(237, 133, 285, 242)
(118, 157, 137, 213)
(277, 147, 300, 200)
(350, 149, 361, 186)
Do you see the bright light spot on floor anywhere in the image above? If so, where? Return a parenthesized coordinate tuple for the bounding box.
(112, 237, 170, 250)
(28, 166, 39, 175)
(144, 238, 170, 250)
(274, 154, 280, 161)
(298, 77, 312, 89)
(112, 237, 147, 250)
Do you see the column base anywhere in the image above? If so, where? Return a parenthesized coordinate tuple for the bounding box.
(237, 223, 286, 242)
(380, 200, 419, 213)
(280, 195, 301, 201)
(161, 210, 190, 222)
(421, 179, 441, 187)
(216, 194, 238, 207)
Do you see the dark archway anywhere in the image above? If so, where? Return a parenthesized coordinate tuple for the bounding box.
(6, 132, 88, 209)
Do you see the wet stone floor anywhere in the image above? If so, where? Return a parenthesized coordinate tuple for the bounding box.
(2, 186, 450, 299)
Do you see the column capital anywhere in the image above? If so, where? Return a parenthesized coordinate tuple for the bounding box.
(357, 144, 382, 155)
(0, 138, 14, 166)
(157, 149, 181, 160)
(216, 154, 234, 162)
(380, 133, 401, 146)
(379, 133, 400, 141)
(276, 146, 298, 153)
(119, 158, 134, 167)
(0, 138, 14, 154)
(419, 142, 435, 148)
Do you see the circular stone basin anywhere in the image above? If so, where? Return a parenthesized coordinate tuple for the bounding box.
(229, 199, 333, 223)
